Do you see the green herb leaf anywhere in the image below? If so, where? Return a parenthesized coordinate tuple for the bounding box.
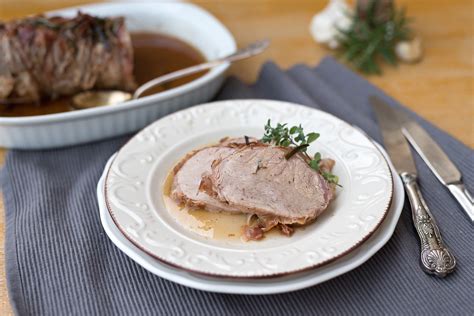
(323, 172, 340, 185)
(313, 152, 321, 162)
(309, 159, 320, 171)
(281, 139, 291, 147)
(306, 132, 320, 143)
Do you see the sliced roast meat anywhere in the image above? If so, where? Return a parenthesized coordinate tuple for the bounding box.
(171, 146, 238, 212)
(206, 146, 335, 226)
(171, 137, 260, 213)
(171, 137, 336, 241)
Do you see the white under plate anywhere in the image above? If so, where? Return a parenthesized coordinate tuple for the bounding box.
(103, 100, 394, 278)
(98, 143, 403, 294)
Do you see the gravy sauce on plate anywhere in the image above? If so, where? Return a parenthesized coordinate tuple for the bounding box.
(0, 32, 206, 117)
(163, 170, 253, 241)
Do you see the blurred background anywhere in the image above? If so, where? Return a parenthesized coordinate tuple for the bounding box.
(1, 0, 472, 148)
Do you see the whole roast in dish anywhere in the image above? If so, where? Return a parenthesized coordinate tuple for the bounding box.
(0, 13, 136, 103)
(171, 121, 339, 241)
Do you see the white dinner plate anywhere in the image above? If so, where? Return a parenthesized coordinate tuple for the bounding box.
(97, 143, 403, 294)
(103, 100, 394, 278)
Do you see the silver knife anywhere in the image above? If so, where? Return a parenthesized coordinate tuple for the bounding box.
(402, 121, 474, 222)
(370, 95, 456, 277)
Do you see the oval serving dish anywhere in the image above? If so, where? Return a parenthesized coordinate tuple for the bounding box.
(0, 2, 236, 149)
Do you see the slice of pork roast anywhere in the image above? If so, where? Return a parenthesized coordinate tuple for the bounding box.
(203, 145, 335, 240)
(170, 137, 260, 213)
(171, 137, 335, 241)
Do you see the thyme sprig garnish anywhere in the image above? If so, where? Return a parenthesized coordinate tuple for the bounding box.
(261, 119, 339, 186)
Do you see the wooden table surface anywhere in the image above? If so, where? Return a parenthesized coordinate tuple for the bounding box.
(0, 0, 473, 313)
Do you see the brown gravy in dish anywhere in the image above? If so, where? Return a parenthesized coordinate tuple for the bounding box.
(0, 32, 206, 117)
(132, 32, 206, 96)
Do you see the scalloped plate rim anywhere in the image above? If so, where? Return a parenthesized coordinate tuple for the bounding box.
(104, 99, 394, 278)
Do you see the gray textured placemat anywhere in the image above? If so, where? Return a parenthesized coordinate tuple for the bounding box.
(2, 57, 473, 315)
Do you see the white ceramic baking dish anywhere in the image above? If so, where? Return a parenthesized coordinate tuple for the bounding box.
(0, 1, 236, 149)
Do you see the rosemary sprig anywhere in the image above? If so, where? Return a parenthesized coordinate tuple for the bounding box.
(337, 0, 412, 74)
(261, 119, 339, 186)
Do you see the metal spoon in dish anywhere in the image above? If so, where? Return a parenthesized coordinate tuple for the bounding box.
(71, 39, 270, 109)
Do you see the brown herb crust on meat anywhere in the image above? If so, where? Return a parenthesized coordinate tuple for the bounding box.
(0, 12, 136, 103)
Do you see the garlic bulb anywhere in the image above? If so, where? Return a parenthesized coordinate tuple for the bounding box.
(309, 0, 353, 49)
(395, 37, 423, 63)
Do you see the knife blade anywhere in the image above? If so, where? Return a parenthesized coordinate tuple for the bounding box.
(403, 121, 460, 184)
(402, 121, 474, 222)
(370, 97, 417, 175)
(370, 95, 456, 277)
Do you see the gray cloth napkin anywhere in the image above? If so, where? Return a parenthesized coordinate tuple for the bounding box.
(2, 57, 473, 315)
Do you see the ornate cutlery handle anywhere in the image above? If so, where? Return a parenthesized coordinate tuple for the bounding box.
(400, 172, 456, 278)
